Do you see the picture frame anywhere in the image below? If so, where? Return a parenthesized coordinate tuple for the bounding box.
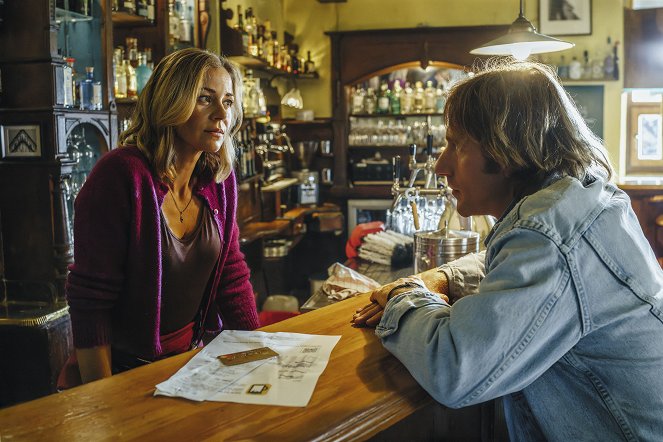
(539, 0, 592, 36)
(1, 124, 42, 158)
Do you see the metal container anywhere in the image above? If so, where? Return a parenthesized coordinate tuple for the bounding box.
(413, 229, 480, 273)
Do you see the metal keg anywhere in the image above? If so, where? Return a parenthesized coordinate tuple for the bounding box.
(413, 229, 480, 273)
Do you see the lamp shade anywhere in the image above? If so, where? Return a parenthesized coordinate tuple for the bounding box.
(470, 11, 574, 60)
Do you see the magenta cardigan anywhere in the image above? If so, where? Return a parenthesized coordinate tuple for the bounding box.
(66, 146, 259, 360)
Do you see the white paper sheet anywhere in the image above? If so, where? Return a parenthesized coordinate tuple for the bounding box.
(155, 330, 341, 407)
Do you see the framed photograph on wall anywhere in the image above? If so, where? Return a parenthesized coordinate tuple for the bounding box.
(539, 0, 592, 36)
(1, 124, 42, 158)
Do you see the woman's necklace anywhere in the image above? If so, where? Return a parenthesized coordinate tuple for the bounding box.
(170, 189, 194, 223)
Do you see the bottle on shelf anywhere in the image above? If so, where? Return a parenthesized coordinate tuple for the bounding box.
(121, 0, 136, 14)
(126, 37, 138, 68)
(582, 50, 592, 80)
(568, 56, 582, 80)
(364, 88, 377, 115)
(272, 33, 281, 69)
(590, 50, 604, 80)
(137, 0, 149, 19)
(179, 4, 193, 44)
(435, 85, 446, 114)
(114, 48, 128, 99)
(351, 86, 365, 114)
(304, 50, 316, 74)
(263, 20, 273, 64)
(92, 77, 102, 110)
(290, 46, 300, 74)
(557, 55, 569, 80)
(136, 52, 153, 94)
(377, 82, 390, 115)
(168, 0, 181, 49)
(603, 36, 615, 80)
(63, 58, 74, 108)
(413, 81, 424, 113)
(390, 81, 401, 115)
(126, 59, 138, 99)
(145, 47, 153, 70)
(400, 81, 413, 114)
(424, 81, 436, 113)
(79, 66, 95, 110)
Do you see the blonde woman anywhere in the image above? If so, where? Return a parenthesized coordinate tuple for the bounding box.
(60, 48, 259, 387)
(353, 61, 663, 440)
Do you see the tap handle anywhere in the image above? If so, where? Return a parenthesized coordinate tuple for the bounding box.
(426, 133, 433, 157)
(409, 143, 417, 158)
(393, 155, 401, 182)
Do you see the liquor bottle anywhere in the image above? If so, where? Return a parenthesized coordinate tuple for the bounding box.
(63, 58, 74, 108)
(180, 4, 193, 44)
(125, 59, 138, 99)
(243, 70, 257, 117)
(351, 86, 365, 114)
(272, 33, 280, 68)
(79, 66, 95, 110)
(603, 37, 615, 80)
(137, 0, 148, 19)
(136, 52, 153, 94)
(168, 0, 180, 48)
(122, 0, 136, 14)
(424, 81, 436, 113)
(145, 47, 154, 70)
(290, 47, 300, 74)
(92, 79, 102, 110)
(413, 81, 424, 113)
(400, 82, 413, 114)
(304, 51, 316, 74)
(263, 20, 273, 64)
(435, 86, 446, 114)
(126, 37, 138, 68)
(114, 49, 127, 99)
(364, 88, 376, 115)
(377, 83, 390, 114)
(612, 41, 620, 81)
(147, 0, 155, 22)
(390, 81, 401, 115)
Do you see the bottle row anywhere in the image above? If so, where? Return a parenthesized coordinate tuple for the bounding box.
(62, 60, 102, 110)
(542, 37, 620, 81)
(350, 80, 447, 116)
(236, 127, 258, 181)
(232, 5, 315, 75)
(114, 37, 154, 100)
(349, 117, 446, 147)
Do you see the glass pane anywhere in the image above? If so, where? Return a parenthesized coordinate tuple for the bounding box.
(637, 114, 662, 161)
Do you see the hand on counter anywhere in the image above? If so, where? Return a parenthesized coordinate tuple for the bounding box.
(351, 275, 449, 328)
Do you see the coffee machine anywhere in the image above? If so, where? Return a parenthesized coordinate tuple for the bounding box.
(292, 141, 320, 206)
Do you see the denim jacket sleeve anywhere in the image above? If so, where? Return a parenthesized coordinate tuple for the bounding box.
(438, 250, 486, 301)
(376, 228, 583, 408)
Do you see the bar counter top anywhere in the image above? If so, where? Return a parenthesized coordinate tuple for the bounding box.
(0, 293, 441, 441)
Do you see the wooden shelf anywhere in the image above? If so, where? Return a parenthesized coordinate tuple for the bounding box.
(228, 55, 319, 80)
(349, 144, 412, 149)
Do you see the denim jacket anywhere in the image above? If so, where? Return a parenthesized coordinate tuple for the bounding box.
(376, 176, 663, 441)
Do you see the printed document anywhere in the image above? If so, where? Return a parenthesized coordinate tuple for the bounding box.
(155, 330, 340, 407)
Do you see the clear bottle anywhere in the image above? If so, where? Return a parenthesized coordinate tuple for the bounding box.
(569, 56, 582, 80)
(126, 37, 138, 68)
(63, 58, 74, 108)
(79, 66, 95, 110)
(145, 47, 153, 70)
(413, 81, 424, 113)
(364, 88, 376, 115)
(591, 50, 604, 80)
(92, 79, 102, 110)
(557, 55, 569, 80)
(168, 0, 180, 48)
(179, 4, 192, 44)
(351, 86, 365, 114)
(424, 81, 436, 113)
(435, 86, 446, 114)
(135, 52, 153, 94)
(125, 59, 137, 99)
(400, 82, 413, 114)
(115, 51, 127, 99)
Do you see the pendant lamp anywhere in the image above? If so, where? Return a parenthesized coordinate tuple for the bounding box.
(470, 0, 574, 60)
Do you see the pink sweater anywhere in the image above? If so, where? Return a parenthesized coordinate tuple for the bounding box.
(66, 146, 259, 360)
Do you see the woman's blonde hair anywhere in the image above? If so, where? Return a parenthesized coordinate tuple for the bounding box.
(120, 48, 243, 183)
(444, 60, 613, 185)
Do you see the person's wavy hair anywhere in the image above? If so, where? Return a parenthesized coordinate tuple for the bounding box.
(444, 59, 613, 186)
(120, 48, 243, 184)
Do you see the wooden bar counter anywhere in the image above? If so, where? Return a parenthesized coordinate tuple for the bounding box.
(0, 292, 499, 441)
